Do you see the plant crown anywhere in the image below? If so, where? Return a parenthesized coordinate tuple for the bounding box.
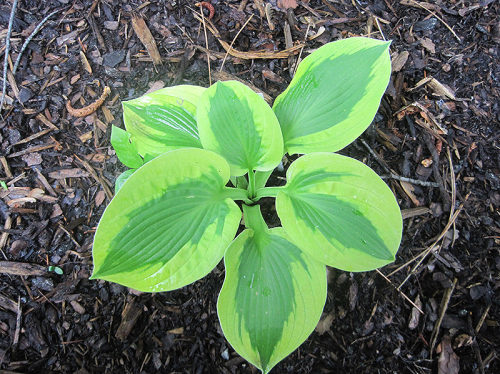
(91, 37, 402, 373)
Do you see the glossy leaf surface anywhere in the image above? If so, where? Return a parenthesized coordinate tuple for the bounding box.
(218, 227, 326, 374)
(122, 85, 205, 158)
(91, 148, 241, 292)
(197, 81, 283, 176)
(276, 153, 402, 271)
(273, 37, 391, 154)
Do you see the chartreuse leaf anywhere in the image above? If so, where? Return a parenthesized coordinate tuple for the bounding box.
(91, 148, 244, 292)
(197, 81, 283, 176)
(276, 153, 402, 272)
(110, 125, 143, 169)
(122, 85, 205, 158)
(218, 206, 326, 373)
(273, 37, 391, 154)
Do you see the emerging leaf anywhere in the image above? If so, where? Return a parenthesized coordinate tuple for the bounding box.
(218, 227, 326, 374)
(110, 125, 143, 169)
(114, 168, 135, 193)
(276, 153, 402, 271)
(273, 37, 391, 154)
(122, 85, 205, 158)
(197, 81, 283, 176)
(91, 148, 242, 292)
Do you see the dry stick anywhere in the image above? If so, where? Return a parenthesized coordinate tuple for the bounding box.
(429, 278, 457, 358)
(447, 148, 458, 247)
(360, 138, 439, 187)
(295, 21, 313, 73)
(12, 9, 59, 75)
(389, 194, 469, 283)
(199, 4, 212, 86)
(408, 0, 462, 43)
(475, 303, 491, 334)
(376, 269, 424, 314)
(374, 17, 386, 41)
(219, 14, 254, 72)
(0, 0, 19, 114)
(424, 133, 451, 204)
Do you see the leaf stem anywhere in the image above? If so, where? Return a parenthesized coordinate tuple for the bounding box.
(220, 187, 249, 201)
(254, 170, 273, 190)
(242, 204, 269, 236)
(247, 170, 256, 199)
(255, 186, 286, 199)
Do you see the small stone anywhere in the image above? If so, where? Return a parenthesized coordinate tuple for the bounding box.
(413, 18, 438, 32)
(18, 87, 34, 103)
(21, 152, 43, 166)
(221, 348, 230, 360)
(102, 50, 126, 67)
(32, 276, 54, 292)
(104, 21, 119, 30)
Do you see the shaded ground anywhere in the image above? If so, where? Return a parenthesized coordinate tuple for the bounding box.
(0, 0, 499, 373)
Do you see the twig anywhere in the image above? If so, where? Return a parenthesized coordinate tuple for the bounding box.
(388, 194, 469, 281)
(408, 0, 462, 43)
(199, 4, 212, 85)
(375, 17, 386, 41)
(220, 14, 254, 72)
(13, 9, 59, 75)
(381, 174, 439, 188)
(0, 0, 19, 114)
(447, 148, 457, 247)
(359, 138, 439, 187)
(475, 303, 491, 335)
(13, 296, 21, 351)
(429, 278, 457, 357)
(296, 21, 312, 72)
(424, 133, 451, 204)
(376, 269, 424, 314)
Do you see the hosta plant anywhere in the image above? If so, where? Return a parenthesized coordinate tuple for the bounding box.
(91, 37, 402, 373)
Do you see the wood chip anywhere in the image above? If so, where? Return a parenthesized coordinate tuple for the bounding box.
(437, 335, 460, 374)
(115, 297, 143, 341)
(0, 261, 47, 276)
(0, 294, 18, 313)
(95, 190, 105, 206)
(48, 169, 89, 179)
(408, 295, 422, 329)
(315, 314, 334, 335)
(131, 14, 162, 65)
(420, 37, 436, 53)
(391, 51, 409, 72)
(70, 300, 86, 314)
(80, 51, 92, 74)
(167, 327, 184, 335)
(100, 106, 114, 123)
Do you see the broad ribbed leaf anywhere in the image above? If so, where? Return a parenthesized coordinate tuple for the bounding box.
(110, 125, 143, 168)
(91, 148, 241, 292)
(197, 81, 283, 176)
(122, 85, 205, 158)
(273, 37, 391, 154)
(218, 227, 326, 373)
(276, 153, 402, 271)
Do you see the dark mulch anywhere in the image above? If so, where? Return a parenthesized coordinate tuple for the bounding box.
(0, 0, 499, 373)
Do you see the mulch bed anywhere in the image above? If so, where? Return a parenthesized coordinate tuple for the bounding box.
(0, 0, 499, 373)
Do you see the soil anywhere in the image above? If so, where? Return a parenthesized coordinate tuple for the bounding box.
(0, 0, 499, 373)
